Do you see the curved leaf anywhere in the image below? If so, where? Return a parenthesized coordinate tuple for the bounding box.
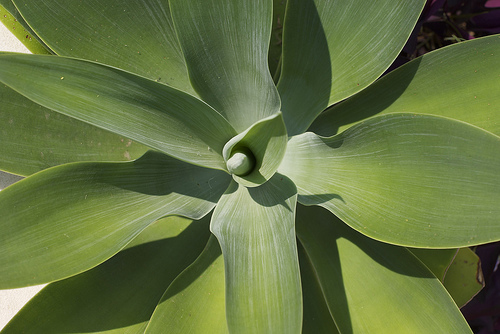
(223, 112, 287, 187)
(409, 248, 458, 281)
(210, 175, 301, 334)
(12, 0, 195, 94)
(298, 242, 339, 334)
(0, 54, 237, 170)
(296, 205, 473, 334)
(0, 83, 148, 176)
(170, 0, 280, 132)
(280, 113, 500, 248)
(443, 248, 484, 308)
(311, 35, 500, 137)
(0, 1, 51, 54)
(0, 151, 230, 288)
(278, 0, 425, 135)
(2, 215, 211, 334)
(145, 235, 228, 334)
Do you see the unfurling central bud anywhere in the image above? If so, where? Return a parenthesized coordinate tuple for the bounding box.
(226, 148, 256, 176)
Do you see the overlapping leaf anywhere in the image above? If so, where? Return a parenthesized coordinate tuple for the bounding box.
(0, 54, 237, 170)
(12, 0, 195, 94)
(311, 35, 500, 137)
(278, 0, 425, 135)
(170, 0, 280, 132)
(281, 113, 500, 247)
(211, 175, 301, 333)
(0, 83, 147, 176)
(296, 205, 472, 333)
(0, 151, 230, 288)
(223, 112, 287, 187)
(145, 235, 228, 333)
(2, 216, 211, 334)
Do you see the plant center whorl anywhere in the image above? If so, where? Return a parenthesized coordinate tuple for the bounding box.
(226, 148, 256, 176)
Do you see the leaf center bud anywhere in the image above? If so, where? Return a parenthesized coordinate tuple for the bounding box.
(226, 148, 255, 176)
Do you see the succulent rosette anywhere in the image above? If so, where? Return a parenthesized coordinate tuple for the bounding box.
(0, 0, 499, 333)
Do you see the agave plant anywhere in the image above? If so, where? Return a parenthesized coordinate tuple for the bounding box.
(1, 0, 499, 333)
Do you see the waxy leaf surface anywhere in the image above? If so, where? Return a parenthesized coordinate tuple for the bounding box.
(281, 113, 500, 247)
(311, 35, 500, 137)
(0, 54, 237, 170)
(145, 235, 228, 334)
(2, 216, 211, 334)
(12, 0, 195, 94)
(0, 151, 230, 288)
(211, 175, 302, 334)
(0, 83, 147, 176)
(296, 205, 473, 334)
(278, 0, 425, 135)
(223, 112, 288, 187)
(170, 0, 280, 132)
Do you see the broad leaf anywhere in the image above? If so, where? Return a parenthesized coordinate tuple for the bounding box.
(0, 54, 237, 170)
(170, 0, 280, 132)
(223, 112, 287, 187)
(2, 216, 211, 334)
(145, 235, 228, 334)
(311, 35, 500, 137)
(0, 151, 230, 288)
(278, 0, 425, 135)
(280, 113, 500, 248)
(296, 205, 473, 334)
(0, 83, 147, 176)
(210, 175, 301, 334)
(443, 248, 484, 308)
(12, 0, 195, 94)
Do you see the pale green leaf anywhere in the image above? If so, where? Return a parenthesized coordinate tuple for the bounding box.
(210, 175, 301, 334)
(0, 151, 230, 288)
(0, 83, 147, 176)
(278, 0, 425, 135)
(1, 215, 211, 334)
(170, 0, 280, 132)
(0, 54, 237, 170)
(12, 0, 195, 94)
(311, 35, 500, 137)
(223, 112, 287, 187)
(280, 113, 500, 248)
(145, 235, 228, 334)
(443, 248, 484, 308)
(296, 205, 472, 334)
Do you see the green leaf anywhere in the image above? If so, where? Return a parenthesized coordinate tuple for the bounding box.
(443, 248, 484, 308)
(311, 35, 500, 137)
(0, 54, 237, 170)
(145, 235, 228, 334)
(0, 1, 51, 54)
(223, 112, 287, 187)
(12, 0, 195, 94)
(409, 248, 458, 281)
(277, 0, 425, 135)
(280, 113, 500, 248)
(210, 175, 301, 334)
(268, 0, 287, 81)
(296, 205, 473, 334)
(0, 151, 230, 288)
(1, 215, 211, 334)
(170, 0, 280, 132)
(298, 242, 339, 334)
(0, 83, 148, 176)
